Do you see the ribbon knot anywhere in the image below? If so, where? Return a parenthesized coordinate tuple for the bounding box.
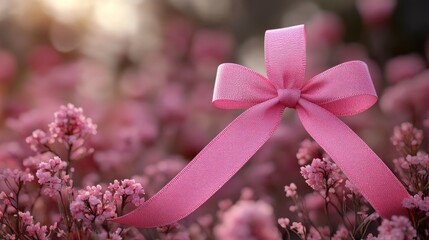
(277, 88, 300, 108)
(113, 25, 410, 228)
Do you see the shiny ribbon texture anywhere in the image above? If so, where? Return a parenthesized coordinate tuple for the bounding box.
(114, 25, 409, 228)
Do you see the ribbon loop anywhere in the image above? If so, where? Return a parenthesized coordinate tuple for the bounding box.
(277, 88, 301, 108)
(213, 63, 276, 109)
(301, 61, 377, 116)
(265, 25, 306, 89)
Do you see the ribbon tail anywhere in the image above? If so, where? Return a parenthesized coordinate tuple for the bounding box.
(113, 99, 284, 227)
(297, 99, 409, 218)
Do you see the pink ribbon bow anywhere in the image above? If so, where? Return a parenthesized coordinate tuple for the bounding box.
(114, 25, 409, 228)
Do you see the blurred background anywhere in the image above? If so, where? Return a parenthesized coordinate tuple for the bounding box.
(0, 0, 428, 238)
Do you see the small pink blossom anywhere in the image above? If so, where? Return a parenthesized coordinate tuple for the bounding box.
(23, 154, 50, 169)
(366, 233, 377, 240)
(36, 156, 69, 197)
(290, 222, 306, 238)
(284, 183, 297, 198)
(300, 158, 343, 195)
(403, 193, 429, 215)
(405, 152, 429, 168)
(1, 168, 34, 186)
(332, 226, 349, 240)
(25, 129, 51, 152)
(18, 211, 50, 240)
(296, 139, 323, 165)
(18, 211, 34, 225)
(70, 185, 117, 227)
(390, 122, 423, 154)
(376, 216, 416, 240)
(108, 179, 145, 207)
(345, 180, 360, 195)
(110, 228, 123, 240)
(289, 205, 298, 212)
(26, 222, 49, 240)
(49, 222, 65, 237)
(49, 103, 97, 145)
(277, 218, 290, 228)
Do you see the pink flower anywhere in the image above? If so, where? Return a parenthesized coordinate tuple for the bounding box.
(49, 222, 65, 237)
(18, 211, 50, 240)
(296, 139, 323, 165)
(403, 193, 429, 215)
(23, 154, 50, 169)
(1, 168, 34, 186)
(390, 122, 423, 154)
(284, 183, 297, 198)
(18, 211, 34, 225)
(277, 218, 290, 229)
(36, 156, 69, 197)
(25, 129, 51, 152)
(345, 180, 360, 195)
(108, 179, 145, 207)
(332, 226, 349, 240)
(26, 222, 49, 240)
(300, 158, 343, 195)
(376, 216, 416, 240)
(214, 200, 281, 240)
(290, 222, 306, 238)
(110, 228, 123, 240)
(49, 103, 97, 145)
(70, 185, 117, 227)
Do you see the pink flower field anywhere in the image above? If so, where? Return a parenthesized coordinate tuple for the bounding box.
(0, 0, 428, 239)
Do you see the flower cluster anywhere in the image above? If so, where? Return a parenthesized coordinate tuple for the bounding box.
(0, 1, 429, 238)
(1, 104, 146, 239)
(300, 158, 343, 196)
(26, 103, 97, 162)
(108, 179, 145, 209)
(279, 122, 429, 239)
(26, 129, 52, 152)
(367, 216, 416, 240)
(49, 103, 97, 145)
(17, 211, 64, 240)
(70, 185, 117, 227)
(1, 168, 34, 185)
(391, 122, 424, 156)
(36, 156, 69, 197)
(402, 193, 429, 215)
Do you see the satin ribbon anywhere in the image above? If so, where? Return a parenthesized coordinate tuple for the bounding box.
(114, 25, 409, 228)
